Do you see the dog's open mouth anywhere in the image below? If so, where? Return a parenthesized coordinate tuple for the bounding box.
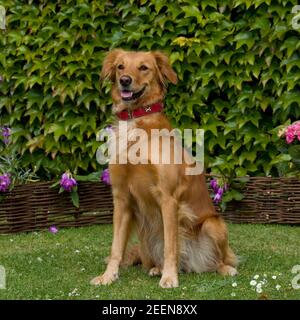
(120, 86, 146, 101)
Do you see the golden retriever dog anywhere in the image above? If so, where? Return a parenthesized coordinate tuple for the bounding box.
(91, 49, 238, 288)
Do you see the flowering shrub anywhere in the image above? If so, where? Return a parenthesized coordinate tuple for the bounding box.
(51, 169, 109, 208)
(284, 122, 300, 144)
(273, 121, 300, 177)
(0, 125, 38, 197)
(1, 126, 10, 145)
(209, 175, 249, 211)
(280, 121, 300, 175)
(0, 126, 11, 194)
(50, 172, 79, 208)
(210, 179, 227, 204)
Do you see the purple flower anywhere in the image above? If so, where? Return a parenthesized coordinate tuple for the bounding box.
(217, 187, 224, 196)
(213, 188, 224, 204)
(1, 126, 11, 144)
(213, 193, 222, 203)
(0, 173, 11, 192)
(60, 172, 77, 192)
(210, 179, 227, 204)
(101, 168, 110, 185)
(49, 226, 58, 234)
(210, 179, 218, 193)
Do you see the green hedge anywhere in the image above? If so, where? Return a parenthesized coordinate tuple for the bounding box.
(0, 0, 299, 179)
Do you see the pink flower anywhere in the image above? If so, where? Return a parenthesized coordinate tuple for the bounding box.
(285, 122, 300, 144)
(295, 122, 300, 141)
(286, 132, 295, 144)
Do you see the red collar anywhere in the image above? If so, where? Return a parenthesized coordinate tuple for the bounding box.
(116, 102, 163, 120)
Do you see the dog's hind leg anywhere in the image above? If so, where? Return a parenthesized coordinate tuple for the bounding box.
(149, 266, 161, 276)
(121, 244, 142, 267)
(201, 215, 238, 276)
(122, 246, 162, 277)
(121, 244, 160, 276)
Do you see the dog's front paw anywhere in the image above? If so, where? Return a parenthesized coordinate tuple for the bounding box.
(159, 274, 179, 288)
(90, 272, 119, 286)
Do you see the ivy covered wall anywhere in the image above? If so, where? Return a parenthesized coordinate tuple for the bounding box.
(0, 0, 299, 178)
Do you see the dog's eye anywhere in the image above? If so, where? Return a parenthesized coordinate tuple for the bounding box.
(117, 64, 125, 70)
(139, 65, 148, 71)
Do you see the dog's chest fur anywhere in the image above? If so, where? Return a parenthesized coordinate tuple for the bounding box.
(111, 117, 165, 257)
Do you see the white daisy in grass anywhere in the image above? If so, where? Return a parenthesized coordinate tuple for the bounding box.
(256, 287, 263, 294)
(272, 275, 277, 280)
(250, 280, 257, 286)
(276, 285, 281, 290)
(231, 292, 236, 297)
(68, 288, 80, 297)
(253, 274, 259, 279)
(232, 282, 237, 287)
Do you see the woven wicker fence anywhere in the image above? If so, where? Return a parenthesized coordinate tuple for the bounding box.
(222, 177, 300, 224)
(0, 181, 113, 234)
(0, 177, 299, 234)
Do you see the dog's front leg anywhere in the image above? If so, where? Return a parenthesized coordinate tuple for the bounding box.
(159, 196, 179, 288)
(91, 197, 132, 286)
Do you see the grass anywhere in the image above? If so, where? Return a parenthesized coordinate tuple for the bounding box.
(0, 223, 299, 300)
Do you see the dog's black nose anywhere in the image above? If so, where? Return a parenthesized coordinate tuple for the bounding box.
(120, 75, 132, 87)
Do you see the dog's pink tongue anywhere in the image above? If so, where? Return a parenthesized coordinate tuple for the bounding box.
(121, 91, 133, 98)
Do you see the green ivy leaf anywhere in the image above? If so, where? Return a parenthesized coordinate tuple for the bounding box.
(70, 189, 80, 208)
(288, 145, 300, 161)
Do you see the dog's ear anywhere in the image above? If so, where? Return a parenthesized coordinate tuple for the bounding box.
(152, 51, 178, 86)
(101, 49, 124, 82)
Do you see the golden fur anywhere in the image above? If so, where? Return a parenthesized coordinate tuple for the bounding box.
(91, 50, 238, 288)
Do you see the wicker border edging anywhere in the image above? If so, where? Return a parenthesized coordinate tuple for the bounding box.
(0, 181, 113, 234)
(222, 177, 300, 224)
(0, 177, 299, 234)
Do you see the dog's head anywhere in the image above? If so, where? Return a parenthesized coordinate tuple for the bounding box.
(101, 49, 177, 106)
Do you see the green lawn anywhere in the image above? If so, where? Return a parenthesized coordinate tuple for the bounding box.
(0, 223, 299, 300)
